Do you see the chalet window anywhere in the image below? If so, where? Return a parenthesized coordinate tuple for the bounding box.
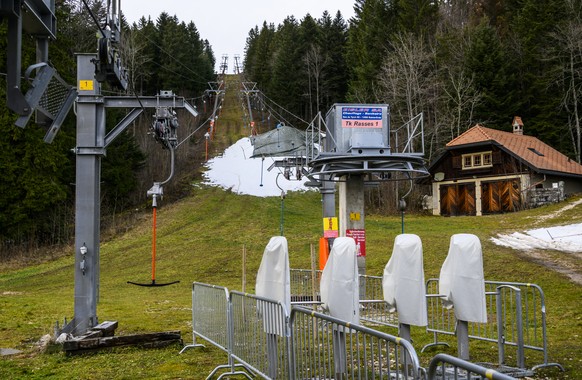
(474, 155, 482, 166)
(483, 152, 492, 165)
(462, 151, 493, 169)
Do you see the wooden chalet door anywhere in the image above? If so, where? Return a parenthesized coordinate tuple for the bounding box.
(481, 180, 521, 214)
(481, 182, 501, 213)
(440, 183, 476, 216)
(500, 180, 521, 212)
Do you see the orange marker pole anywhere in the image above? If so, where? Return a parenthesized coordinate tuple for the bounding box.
(151, 196, 157, 284)
(319, 237, 329, 270)
(205, 131, 210, 161)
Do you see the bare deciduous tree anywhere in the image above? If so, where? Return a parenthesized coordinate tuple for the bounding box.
(303, 44, 330, 120)
(376, 32, 440, 159)
(550, 0, 582, 163)
(442, 69, 482, 139)
(120, 29, 153, 96)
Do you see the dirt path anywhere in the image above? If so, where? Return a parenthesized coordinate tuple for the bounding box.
(534, 197, 582, 224)
(515, 249, 582, 285)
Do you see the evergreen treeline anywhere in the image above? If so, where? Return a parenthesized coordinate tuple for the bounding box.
(0, 0, 215, 251)
(243, 0, 582, 165)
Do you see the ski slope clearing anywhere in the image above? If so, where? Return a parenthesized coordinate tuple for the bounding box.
(203, 137, 312, 197)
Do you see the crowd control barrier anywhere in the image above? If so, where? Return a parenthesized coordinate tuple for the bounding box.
(289, 270, 562, 376)
(423, 279, 563, 375)
(428, 353, 516, 380)
(179, 282, 253, 379)
(289, 268, 321, 303)
(181, 282, 524, 379)
(359, 274, 400, 329)
(229, 291, 292, 379)
(289, 306, 424, 379)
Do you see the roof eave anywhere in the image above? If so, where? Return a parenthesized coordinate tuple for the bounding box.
(534, 168, 582, 179)
(445, 141, 500, 150)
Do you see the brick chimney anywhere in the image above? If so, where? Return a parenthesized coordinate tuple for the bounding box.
(512, 116, 524, 135)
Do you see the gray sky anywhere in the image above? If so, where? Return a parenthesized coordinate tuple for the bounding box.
(121, 0, 356, 72)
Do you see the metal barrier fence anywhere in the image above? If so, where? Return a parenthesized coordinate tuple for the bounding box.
(289, 271, 561, 375)
(290, 306, 424, 379)
(229, 291, 292, 379)
(290, 268, 321, 303)
(428, 353, 516, 380)
(423, 279, 563, 374)
(359, 274, 400, 329)
(179, 282, 253, 379)
(181, 281, 522, 379)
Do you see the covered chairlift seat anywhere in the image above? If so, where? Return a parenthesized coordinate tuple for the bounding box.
(320, 237, 359, 377)
(382, 234, 428, 327)
(255, 236, 291, 313)
(439, 233, 487, 324)
(320, 237, 359, 325)
(255, 236, 291, 378)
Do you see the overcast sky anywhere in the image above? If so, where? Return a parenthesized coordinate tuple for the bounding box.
(121, 0, 357, 72)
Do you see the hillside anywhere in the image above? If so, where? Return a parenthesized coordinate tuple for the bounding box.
(1, 73, 581, 379)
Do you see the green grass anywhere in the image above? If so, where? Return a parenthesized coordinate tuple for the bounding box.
(1, 187, 580, 379)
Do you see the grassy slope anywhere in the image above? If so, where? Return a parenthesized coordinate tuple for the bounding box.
(1, 187, 580, 379)
(1, 74, 581, 378)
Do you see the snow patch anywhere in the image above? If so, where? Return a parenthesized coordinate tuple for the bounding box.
(492, 223, 582, 253)
(203, 137, 313, 197)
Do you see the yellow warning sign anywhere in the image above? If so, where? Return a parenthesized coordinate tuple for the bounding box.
(79, 80, 94, 91)
(323, 217, 338, 238)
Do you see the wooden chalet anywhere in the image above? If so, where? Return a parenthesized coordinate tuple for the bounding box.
(427, 117, 582, 216)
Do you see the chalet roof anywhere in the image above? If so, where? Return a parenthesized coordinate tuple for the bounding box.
(446, 124, 582, 176)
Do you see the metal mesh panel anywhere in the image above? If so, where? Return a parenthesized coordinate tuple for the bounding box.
(37, 73, 72, 119)
(290, 268, 321, 304)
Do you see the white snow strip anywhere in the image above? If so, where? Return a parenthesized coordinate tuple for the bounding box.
(202, 137, 313, 197)
(492, 223, 582, 253)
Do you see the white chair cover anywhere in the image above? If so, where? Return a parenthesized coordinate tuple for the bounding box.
(320, 237, 359, 324)
(382, 234, 428, 326)
(439, 234, 487, 323)
(255, 236, 291, 312)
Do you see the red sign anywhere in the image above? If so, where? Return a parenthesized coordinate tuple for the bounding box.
(346, 229, 366, 257)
